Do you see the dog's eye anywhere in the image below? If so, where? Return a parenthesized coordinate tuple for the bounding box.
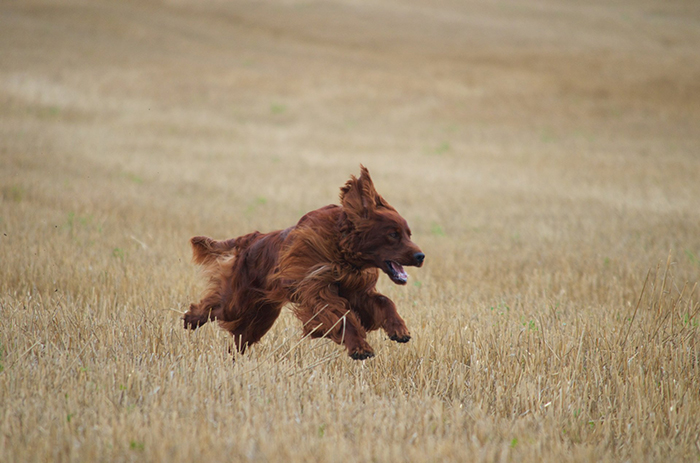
(388, 232, 400, 240)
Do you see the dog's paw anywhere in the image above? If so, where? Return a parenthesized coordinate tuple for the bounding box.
(183, 305, 209, 330)
(385, 323, 411, 343)
(346, 338, 375, 360)
(183, 315, 199, 330)
(348, 342, 375, 360)
(349, 349, 375, 360)
(390, 334, 411, 343)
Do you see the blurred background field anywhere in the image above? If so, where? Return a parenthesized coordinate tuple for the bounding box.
(1, 1, 699, 461)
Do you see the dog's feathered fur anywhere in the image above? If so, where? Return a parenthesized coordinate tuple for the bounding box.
(183, 166, 424, 359)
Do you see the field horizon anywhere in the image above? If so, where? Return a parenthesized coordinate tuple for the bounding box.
(2, 1, 699, 461)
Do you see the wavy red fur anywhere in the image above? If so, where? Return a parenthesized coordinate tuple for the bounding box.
(183, 166, 425, 360)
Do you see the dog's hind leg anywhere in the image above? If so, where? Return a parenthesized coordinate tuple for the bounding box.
(219, 301, 284, 353)
(183, 294, 225, 330)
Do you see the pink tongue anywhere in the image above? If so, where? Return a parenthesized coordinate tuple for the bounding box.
(391, 262, 407, 279)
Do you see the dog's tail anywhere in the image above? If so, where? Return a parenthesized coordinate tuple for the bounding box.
(190, 236, 240, 266)
(190, 232, 263, 266)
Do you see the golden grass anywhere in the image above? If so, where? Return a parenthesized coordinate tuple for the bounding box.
(2, 1, 700, 461)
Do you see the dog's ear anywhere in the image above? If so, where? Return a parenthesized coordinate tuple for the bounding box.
(340, 165, 390, 219)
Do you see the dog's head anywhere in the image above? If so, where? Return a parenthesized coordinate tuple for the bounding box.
(339, 165, 425, 285)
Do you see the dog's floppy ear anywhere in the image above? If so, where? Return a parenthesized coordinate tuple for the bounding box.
(340, 165, 389, 219)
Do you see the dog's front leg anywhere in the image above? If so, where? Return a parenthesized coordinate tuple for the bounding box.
(372, 294, 411, 343)
(296, 301, 375, 360)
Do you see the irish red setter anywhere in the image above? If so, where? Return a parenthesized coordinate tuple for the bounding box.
(183, 166, 424, 360)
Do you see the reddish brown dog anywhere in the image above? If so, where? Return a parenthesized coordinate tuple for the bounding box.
(183, 166, 425, 360)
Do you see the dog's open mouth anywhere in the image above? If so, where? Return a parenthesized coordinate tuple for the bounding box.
(384, 260, 408, 285)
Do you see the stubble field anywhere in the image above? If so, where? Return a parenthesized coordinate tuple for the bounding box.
(1, 1, 700, 461)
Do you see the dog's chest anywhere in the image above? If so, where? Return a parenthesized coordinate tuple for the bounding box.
(335, 267, 379, 296)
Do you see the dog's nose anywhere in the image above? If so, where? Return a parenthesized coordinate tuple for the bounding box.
(413, 252, 425, 266)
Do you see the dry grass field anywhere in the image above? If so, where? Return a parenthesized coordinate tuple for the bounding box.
(2, 0, 700, 461)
